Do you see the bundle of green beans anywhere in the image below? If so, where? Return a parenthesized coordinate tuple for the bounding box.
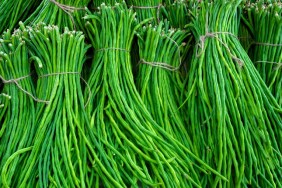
(126, 0, 163, 24)
(0, 0, 40, 34)
(24, 0, 90, 31)
(84, 3, 226, 187)
(163, 0, 189, 29)
(243, 2, 282, 106)
(12, 23, 92, 187)
(0, 30, 37, 187)
(136, 22, 194, 149)
(185, 0, 282, 186)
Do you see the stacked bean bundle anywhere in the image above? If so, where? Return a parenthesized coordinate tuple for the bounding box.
(185, 0, 282, 186)
(127, 0, 163, 24)
(24, 0, 90, 31)
(0, 30, 37, 187)
(243, 2, 282, 106)
(163, 0, 189, 29)
(136, 22, 193, 149)
(84, 3, 225, 187)
(0, 0, 40, 34)
(10, 23, 91, 187)
(0, 0, 282, 187)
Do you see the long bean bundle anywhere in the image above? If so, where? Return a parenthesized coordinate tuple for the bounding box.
(136, 22, 194, 149)
(0, 0, 40, 34)
(24, 0, 90, 31)
(0, 30, 37, 187)
(185, 0, 282, 186)
(243, 2, 282, 106)
(84, 3, 225, 187)
(13, 23, 91, 187)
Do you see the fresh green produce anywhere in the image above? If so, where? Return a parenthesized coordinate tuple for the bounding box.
(11, 23, 92, 187)
(0, 30, 37, 187)
(136, 21, 194, 149)
(0, 0, 282, 187)
(24, 0, 90, 31)
(83, 3, 225, 187)
(163, 0, 189, 29)
(185, 0, 282, 187)
(238, 20, 254, 55)
(91, 0, 123, 8)
(0, 93, 9, 124)
(0, 0, 40, 34)
(127, 0, 163, 24)
(243, 2, 282, 106)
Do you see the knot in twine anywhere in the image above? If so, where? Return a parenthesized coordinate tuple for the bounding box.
(196, 31, 244, 67)
(0, 74, 50, 104)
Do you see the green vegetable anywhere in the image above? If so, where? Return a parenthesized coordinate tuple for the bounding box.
(243, 2, 282, 106)
(238, 17, 253, 55)
(0, 0, 40, 34)
(84, 3, 225, 187)
(91, 0, 122, 8)
(136, 21, 194, 151)
(127, 0, 163, 24)
(24, 0, 90, 31)
(163, 0, 189, 29)
(185, 0, 282, 186)
(0, 30, 36, 187)
(12, 23, 91, 187)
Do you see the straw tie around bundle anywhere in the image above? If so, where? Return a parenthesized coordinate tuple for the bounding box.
(255, 61, 282, 70)
(254, 42, 282, 47)
(39, 71, 92, 107)
(49, 0, 85, 30)
(0, 72, 91, 106)
(130, 3, 163, 23)
(139, 59, 180, 71)
(0, 74, 30, 83)
(49, 0, 84, 12)
(131, 4, 162, 9)
(95, 47, 130, 53)
(0, 74, 49, 104)
(139, 33, 183, 71)
(196, 31, 244, 67)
